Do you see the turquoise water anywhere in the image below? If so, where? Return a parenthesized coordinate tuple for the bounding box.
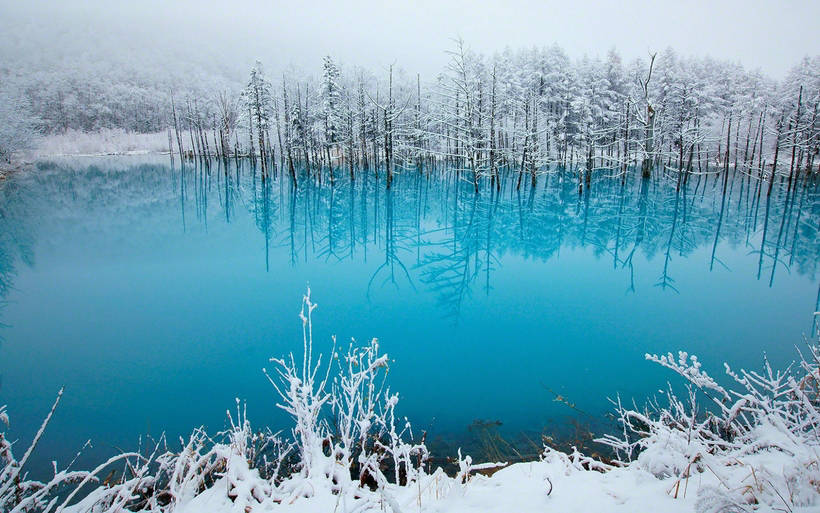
(1, 157, 818, 476)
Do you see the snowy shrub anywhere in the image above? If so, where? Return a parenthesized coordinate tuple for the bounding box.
(265, 287, 428, 505)
(596, 323, 820, 510)
(0, 389, 155, 513)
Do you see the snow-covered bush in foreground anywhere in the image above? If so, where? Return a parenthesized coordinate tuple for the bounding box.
(2, 293, 819, 512)
(597, 337, 820, 511)
(258, 287, 428, 507)
(0, 389, 155, 513)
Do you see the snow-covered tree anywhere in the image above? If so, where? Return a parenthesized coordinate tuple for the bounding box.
(243, 61, 274, 173)
(0, 75, 38, 162)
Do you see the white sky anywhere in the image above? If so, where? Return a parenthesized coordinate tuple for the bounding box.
(3, 0, 818, 79)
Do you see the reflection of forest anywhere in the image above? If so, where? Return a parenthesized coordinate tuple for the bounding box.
(0, 176, 36, 326)
(1, 160, 818, 325)
(243, 164, 818, 321)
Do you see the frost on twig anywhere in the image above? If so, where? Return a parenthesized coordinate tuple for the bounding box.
(597, 326, 820, 510)
(264, 287, 429, 505)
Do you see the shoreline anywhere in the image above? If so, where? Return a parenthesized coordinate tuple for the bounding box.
(3, 329, 816, 513)
(0, 160, 31, 181)
(32, 149, 167, 158)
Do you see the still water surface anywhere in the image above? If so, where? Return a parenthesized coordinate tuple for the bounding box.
(0, 157, 817, 476)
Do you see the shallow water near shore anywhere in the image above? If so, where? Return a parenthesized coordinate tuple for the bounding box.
(0, 156, 818, 477)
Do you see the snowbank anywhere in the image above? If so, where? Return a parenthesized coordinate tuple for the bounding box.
(33, 129, 170, 157)
(173, 450, 695, 513)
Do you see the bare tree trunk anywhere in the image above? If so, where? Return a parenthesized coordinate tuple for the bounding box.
(641, 53, 657, 178)
(171, 95, 184, 162)
(490, 64, 499, 191)
(248, 105, 256, 164)
(358, 80, 369, 171)
(767, 117, 783, 197)
(517, 97, 529, 190)
(282, 77, 297, 186)
(167, 127, 175, 167)
(385, 65, 394, 189)
(748, 111, 762, 174)
(806, 100, 818, 180)
(757, 110, 766, 179)
(787, 86, 803, 192)
(623, 100, 630, 180)
(723, 111, 732, 194)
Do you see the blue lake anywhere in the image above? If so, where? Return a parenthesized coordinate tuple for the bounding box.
(1, 157, 818, 476)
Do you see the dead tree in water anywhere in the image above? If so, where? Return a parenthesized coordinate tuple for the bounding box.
(367, 64, 405, 189)
(806, 99, 818, 179)
(217, 91, 239, 163)
(321, 56, 343, 185)
(637, 53, 657, 179)
(247, 104, 256, 164)
(170, 95, 184, 162)
(273, 91, 285, 171)
(746, 110, 763, 175)
(281, 76, 297, 186)
(767, 116, 784, 197)
(357, 78, 369, 171)
(345, 91, 355, 181)
(294, 84, 312, 179)
(385, 65, 395, 189)
(722, 111, 732, 194)
(243, 62, 273, 176)
(489, 63, 499, 191)
(516, 96, 530, 191)
(167, 127, 174, 167)
(622, 100, 630, 181)
(787, 86, 803, 192)
(184, 99, 199, 159)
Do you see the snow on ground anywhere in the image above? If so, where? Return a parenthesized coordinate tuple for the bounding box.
(175, 452, 697, 513)
(33, 128, 169, 157)
(82, 443, 808, 513)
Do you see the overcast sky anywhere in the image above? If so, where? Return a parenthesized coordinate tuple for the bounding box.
(3, 0, 818, 79)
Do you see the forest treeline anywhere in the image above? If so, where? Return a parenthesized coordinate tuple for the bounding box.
(2, 40, 818, 192)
